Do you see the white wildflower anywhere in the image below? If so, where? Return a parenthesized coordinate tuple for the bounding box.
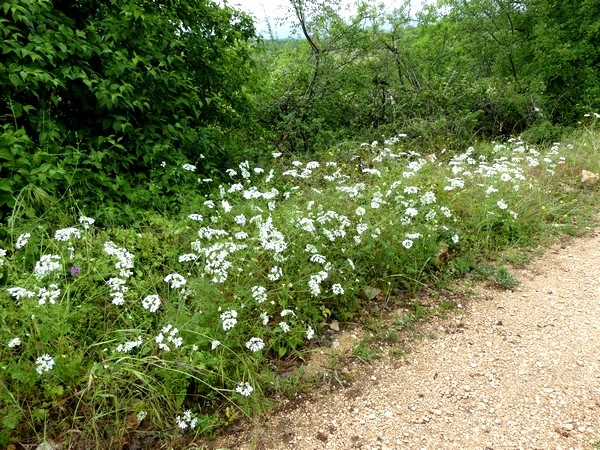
(331, 284, 344, 295)
(142, 294, 161, 313)
(245, 337, 265, 352)
(116, 336, 143, 353)
(34, 254, 62, 279)
(155, 324, 182, 351)
(211, 340, 221, 350)
(7, 287, 36, 300)
(35, 354, 55, 374)
(178, 253, 199, 262)
(306, 326, 315, 340)
(260, 311, 269, 325)
(405, 207, 418, 218)
(103, 242, 134, 278)
(37, 284, 61, 306)
(420, 191, 436, 205)
(268, 266, 283, 282)
(164, 273, 187, 289)
(235, 382, 253, 397)
(176, 410, 198, 430)
(251, 285, 268, 304)
(16, 233, 31, 249)
(79, 216, 95, 230)
(8, 337, 21, 348)
(402, 239, 414, 249)
(182, 163, 196, 172)
(54, 227, 81, 242)
(220, 310, 238, 331)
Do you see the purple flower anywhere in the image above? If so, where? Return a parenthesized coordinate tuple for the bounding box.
(70, 265, 81, 277)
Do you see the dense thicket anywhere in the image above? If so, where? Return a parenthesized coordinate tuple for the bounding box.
(0, 0, 257, 219)
(259, 0, 600, 153)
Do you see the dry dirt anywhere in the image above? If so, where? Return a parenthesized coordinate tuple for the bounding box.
(208, 228, 600, 450)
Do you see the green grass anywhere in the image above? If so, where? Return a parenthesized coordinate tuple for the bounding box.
(1, 125, 599, 448)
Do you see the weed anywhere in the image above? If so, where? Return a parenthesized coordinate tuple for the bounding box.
(494, 266, 520, 289)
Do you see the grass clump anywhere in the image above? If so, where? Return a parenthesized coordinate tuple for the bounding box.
(1, 121, 599, 448)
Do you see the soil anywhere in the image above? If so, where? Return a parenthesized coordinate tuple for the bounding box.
(207, 227, 600, 450)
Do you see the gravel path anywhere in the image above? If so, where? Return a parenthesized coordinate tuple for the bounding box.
(213, 229, 600, 450)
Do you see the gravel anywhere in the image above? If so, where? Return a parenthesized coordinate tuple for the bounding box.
(209, 229, 600, 450)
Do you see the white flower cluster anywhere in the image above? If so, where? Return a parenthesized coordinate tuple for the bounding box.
(258, 216, 287, 254)
(420, 191, 437, 205)
(7, 337, 21, 348)
(79, 216, 95, 230)
(0, 248, 6, 266)
(251, 285, 267, 304)
(182, 163, 196, 172)
(54, 227, 81, 242)
(235, 381, 253, 397)
(306, 326, 315, 340)
(331, 283, 344, 295)
(7, 287, 36, 300)
(178, 253, 199, 262)
(267, 266, 283, 281)
(308, 271, 328, 297)
(34, 254, 62, 279)
(106, 277, 128, 306)
(175, 410, 198, 429)
(16, 233, 31, 250)
(35, 354, 55, 374)
(116, 336, 143, 353)
(198, 227, 229, 240)
(142, 294, 161, 312)
(103, 241, 134, 278)
(164, 273, 187, 289)
(37, 284, 61, 306)
(155, 324, 182, 351)
(220, 310, 238, 331)
(245, 337, 265, 352)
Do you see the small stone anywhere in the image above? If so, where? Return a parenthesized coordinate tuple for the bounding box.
(563, 423, 574, 431)
(367, 413, 376, 420)
(581, 169, 599, 185)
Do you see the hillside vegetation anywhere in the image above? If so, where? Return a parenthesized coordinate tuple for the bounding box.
(1, 0, 599, 448)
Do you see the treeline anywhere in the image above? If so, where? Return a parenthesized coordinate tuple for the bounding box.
(1, 0, 598, 221)
(259, 0, 600, 153)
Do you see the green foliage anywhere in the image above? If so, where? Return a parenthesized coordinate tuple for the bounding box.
(0, 0, 259, 220)
(1, 128, 599, 446)
(494, 266, 519, 289)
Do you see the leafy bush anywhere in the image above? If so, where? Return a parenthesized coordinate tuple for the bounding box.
(0, 0, 258, 219)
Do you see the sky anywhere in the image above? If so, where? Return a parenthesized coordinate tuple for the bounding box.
(231, 0, 432, 38)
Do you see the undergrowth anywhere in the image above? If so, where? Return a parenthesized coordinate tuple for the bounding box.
(1, 119, 599, 448)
